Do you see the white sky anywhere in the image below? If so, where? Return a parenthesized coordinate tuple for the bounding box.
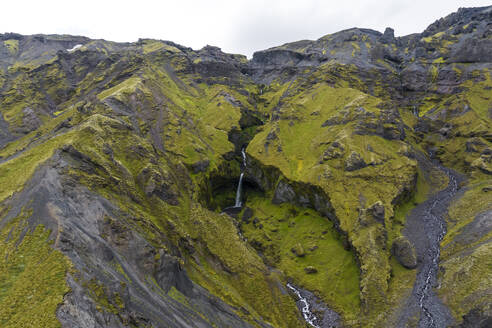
(1, 0, 490, 57)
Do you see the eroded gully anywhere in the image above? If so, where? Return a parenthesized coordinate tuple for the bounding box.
(231, 148, 340, 327)
(398, 162, 462, 328)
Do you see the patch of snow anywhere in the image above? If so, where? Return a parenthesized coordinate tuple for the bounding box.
(67, 44, 83, 52)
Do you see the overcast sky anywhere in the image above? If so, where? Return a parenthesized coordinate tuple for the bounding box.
(1, 1, 490, 57)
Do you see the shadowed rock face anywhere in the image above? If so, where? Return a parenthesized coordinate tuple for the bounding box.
(2, 154, 256, 328)
(0, 5, 491, 328)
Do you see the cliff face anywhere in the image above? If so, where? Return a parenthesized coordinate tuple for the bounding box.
(0, 6, 491, 328)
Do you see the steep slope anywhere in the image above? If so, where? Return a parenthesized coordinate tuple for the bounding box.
(0, 35, 301, 328)
(0, 5, 491, 328)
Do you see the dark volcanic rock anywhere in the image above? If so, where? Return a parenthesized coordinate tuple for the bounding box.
(190, 159, 210, 173)
(391, 236, 417, 269)
(241, 207, 254, 223)
(457, 307, 492, 328)
(345, 151, 367, 171)
(381, 27, 395, 44)
(398, 163, 463, 328)
(322, 141, 345, 160)
(1, 5, 492, 327)
(0, 154, 256, 328)
(368, 201, 385, 222)
(273, 179, 298, 205)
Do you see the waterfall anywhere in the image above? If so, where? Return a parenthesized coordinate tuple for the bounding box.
(234, 173, 244, 207)
(233, 147, 247, 208)
(241, 148, 247, 167)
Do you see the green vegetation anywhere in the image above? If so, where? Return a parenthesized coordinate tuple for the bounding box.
(0, 215, 71, 328)
(84, 279, 125, 314)
(248, 78, 419, 323)
(3, 40, 19, 55)
(0, 16, 491, 326)
(0, 131, 75, 202)
(438, 176, 492, 321)
(97, 76, 142, 100)
(241, 194, 360, 321)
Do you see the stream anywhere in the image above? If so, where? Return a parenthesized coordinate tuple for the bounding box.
(287, 283, 320, 328)
(232, 148, 338, 327)
(398, 162, 461, 328)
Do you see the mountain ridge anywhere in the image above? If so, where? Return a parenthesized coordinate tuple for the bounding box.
(0, 5, 491, 328)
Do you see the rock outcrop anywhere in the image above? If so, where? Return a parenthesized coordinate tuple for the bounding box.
(0, 5, 491, 328)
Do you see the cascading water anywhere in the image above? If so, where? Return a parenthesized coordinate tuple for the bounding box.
(234, 147, 247, 208)
(241, 147, 247, 167)
(287, 283, 320, 328)
(234, 173, 244, 207)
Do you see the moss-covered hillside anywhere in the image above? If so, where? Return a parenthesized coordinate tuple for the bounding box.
(0, 5, 491, 328)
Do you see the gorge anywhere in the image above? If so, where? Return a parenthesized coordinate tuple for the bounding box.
(0, 5, 491, 328)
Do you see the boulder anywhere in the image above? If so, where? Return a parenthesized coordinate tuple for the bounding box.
(345, 151, 367, 171)
(291, 243, 305, 257)
(304, 266, 318, 274)
(392, 237, 417, 269)
(322, 141, 345, 160)
(368, 201, 385, 222)
(241, 207, 254, 223)
(459, 307, 492, 328)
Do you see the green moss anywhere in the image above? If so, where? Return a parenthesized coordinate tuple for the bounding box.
(439, 242, 492, 322)
(388, 165, 433, 245)
(421, 31, 445, 43)
(112, 261, 131, 282)
(97, 76, 142, 100)
(183, 207, 301, 327)
(0, 107, 77, 159)
(418, 94, 441, 117)
(433, 57, 445, 64)
(57, 113, 302, 327)
(442, 179, 492, 253)
(167, 286, 190, 307)
(84, 279, 124, 314)
(462, 68, 492, 122)
(0, 131, 75, 202)
(1, 31, 488, 327)
(435, 155, 492, 322)
(142, 40, 165, 54)
(3, 40, 19, 55)
(241, 195, 361, 322)
(0, 216, 71, 328)
(248, 80, 418, 323)
(351, 42, 360, 57)
(430, 64, 439, 83)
